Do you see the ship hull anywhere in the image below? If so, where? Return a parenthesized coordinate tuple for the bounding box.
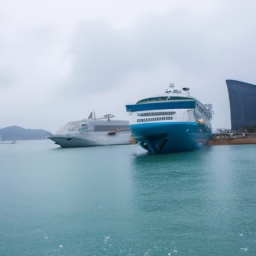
(47, 131, 133, 148)
(130, 122, 211, 154)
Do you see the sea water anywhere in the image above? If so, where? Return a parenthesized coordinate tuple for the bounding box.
(0, 140, 256, 255)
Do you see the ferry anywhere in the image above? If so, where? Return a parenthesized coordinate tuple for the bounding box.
(47, 111, 133, 148)
(125, 84, 213, 154)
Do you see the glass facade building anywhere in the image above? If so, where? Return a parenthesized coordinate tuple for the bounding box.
(226, 79, 256, 131)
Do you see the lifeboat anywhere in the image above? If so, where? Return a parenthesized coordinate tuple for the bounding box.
(198, 118, 204, 124)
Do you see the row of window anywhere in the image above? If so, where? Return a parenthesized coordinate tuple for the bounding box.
(137, 116, 173, 122)
(137, 111, 176, 117)
(94, 125, 130, 131)
(136, 97, 168, 104)
(136, 96, 193, 104)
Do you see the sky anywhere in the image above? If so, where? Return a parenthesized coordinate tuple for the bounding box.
(1, 0, 256, 132)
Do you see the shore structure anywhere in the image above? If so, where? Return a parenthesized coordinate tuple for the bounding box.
(226, 79, 256, 133)
(208, 133, 256, 145)
(47, 111, 133, 148)
(126, 84, 213, 154)
(207, 79, 256, 146)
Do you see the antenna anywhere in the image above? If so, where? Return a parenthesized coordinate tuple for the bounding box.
(103, 114, 115, 121)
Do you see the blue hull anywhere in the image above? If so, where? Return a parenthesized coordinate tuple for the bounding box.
(130, 122, 211, 154)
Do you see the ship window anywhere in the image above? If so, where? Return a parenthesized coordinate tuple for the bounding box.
(137, 115, 174, 123)
(168, 97, 192, 101)
(136, 96, 168, 104)
(137, 111, 176, 117)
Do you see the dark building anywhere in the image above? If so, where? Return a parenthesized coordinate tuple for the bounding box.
(226, 79, 256, 132)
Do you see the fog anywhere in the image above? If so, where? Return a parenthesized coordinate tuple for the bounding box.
(1, 0, 256, 132)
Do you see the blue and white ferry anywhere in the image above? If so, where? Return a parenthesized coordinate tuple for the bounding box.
(125, 84, 213, 154)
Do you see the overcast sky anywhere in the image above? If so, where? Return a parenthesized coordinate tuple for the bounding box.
(1, 0, 256, 132)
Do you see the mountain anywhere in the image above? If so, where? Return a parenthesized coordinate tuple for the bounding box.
(0, 126, 51, 141)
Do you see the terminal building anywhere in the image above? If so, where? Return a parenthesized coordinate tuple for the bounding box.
(226, 79, 256, 132)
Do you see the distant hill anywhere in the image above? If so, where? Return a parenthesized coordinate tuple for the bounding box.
(0, 126, 51, 141)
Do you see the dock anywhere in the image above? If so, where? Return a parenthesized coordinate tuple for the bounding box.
(208, 133, 256, 145)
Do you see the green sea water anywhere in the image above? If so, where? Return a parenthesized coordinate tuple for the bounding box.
(0, 140, 256, 255)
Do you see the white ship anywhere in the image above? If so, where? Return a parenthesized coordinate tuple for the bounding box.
(47, 111, 133, 148)
(126, 84, 213, 154)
